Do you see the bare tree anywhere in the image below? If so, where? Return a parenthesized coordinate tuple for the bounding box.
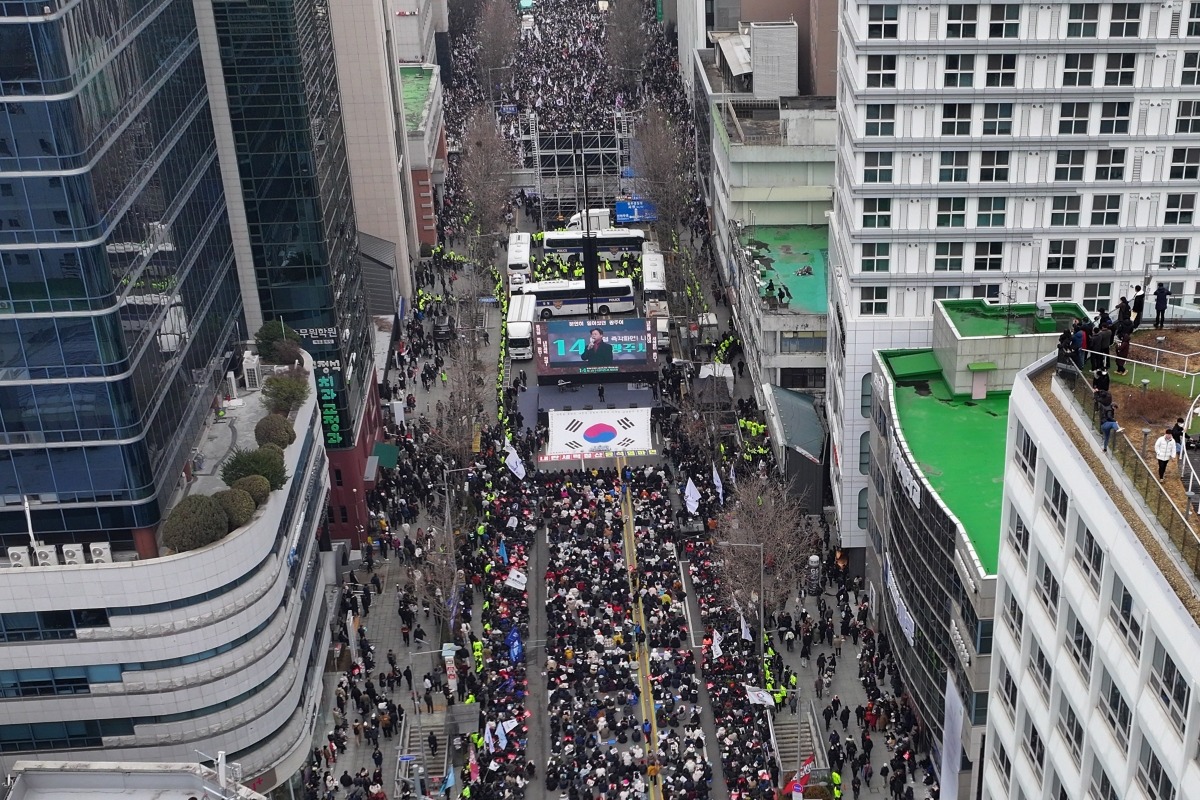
(631, 101, 691, 241)
(458, 108, 516, 255)
(605, 0, 648, 94)
(716, 470, 821, 619)
(475, 0, 519, 92)
(409, 523, 463, 639)
(449, 0, 484, 37)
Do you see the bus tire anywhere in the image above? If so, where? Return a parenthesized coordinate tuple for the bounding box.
(541, 309, 553, 320)
(598, 305, 610, 315)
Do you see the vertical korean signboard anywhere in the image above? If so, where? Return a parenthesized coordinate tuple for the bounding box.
(298, 326, 350, 449)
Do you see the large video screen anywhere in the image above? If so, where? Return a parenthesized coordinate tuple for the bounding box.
(534, 318, 658, 376)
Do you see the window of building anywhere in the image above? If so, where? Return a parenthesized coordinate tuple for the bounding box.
(857, 488, 869, 529)
(1036, 554, 1060, 615)
(989, 3, 1019, 37)
(1067, 2, 1098, 36)
(864, 151, 893, 183)
(1002, 582, 1025, 639)
(1008, 505, 1030, 560)
(983, 103, 1013, 135)
(1060, 103, 1090, 134)
(1074, 521, 1104, 591)
(1104, 53, 1136, 86)
(339, 506, 349, 523)
(859, 432, 871, 474)
(933, 286, 962, 300)
(862, 242, 890, 271)
(779, 331, 826, 353)
(1086, 239, 1116, 269)
(1109, 574, 1143, 655)
(977, 197, 1007, 227)
(979, 151, 1009, 181)
(333, 468, 343, 486)
(997, 659, 1017, 713)
(1185, 52, 1200, 85)
(0, 719, 134, 752)
(1062, 53, 1094, 86)
(1044, 283, 1073, 301)
(974, 241, 1003, 270)
(866, 104, 895, 136)
(934, 242, 964, 271)
(1138, 740, 1176, 800)
(1100, 668, 1132, 748)
(1042, 471, 1068, 532)
(861, 374, 873, 417)
(1057, 697, 1085, 765)
(1170, 148, 1200, 180)
(52, 210, 69, 226)
(1024, 714, 1046, 769)
(1177, 100, 1200, 134)
(986, 53, 1017, 86)
(1166, 194, 1196, 225)
(947, 3, 978, 36)
(860, 286, 889, 315)
(863, 198, 892, 228)
(1056, 150, 1086, 181)
(945, 54, 975, 87)
(972, 284, 1000, 300)
(0, 665, 123, 698)
(1150, 640, 1191, 732)
(994, 740, 1012, 784)
(1091, 761, 1120, 800)
(940, 151, 969, 182)
(1082, 282, 1112, 311)
(1091, 194, 1121, 225)
(1160, 238, 1190, 270)
(1095, 149, 1126, 180)
(942, 103, 972, 135)
(938, 197, 967, 227)
(867, 55, 897, 87)
(1048, 240, 1078, 270)
(779, 368, 827, 389)
(1066, 608, 1093, 678)
(1051, 196, 1081, 226)
(1100, 101, 1130, 134)
(0, 610, 110, 643)
(1014, 423, 1037, 480)
(1110, 2, 1141, 35)
(868, 4, 899, 37)
(1191, 1, 1200, 34)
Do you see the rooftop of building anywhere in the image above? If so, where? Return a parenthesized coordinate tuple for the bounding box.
(5, 761, 268, 800)
(940, 300, 1091, 338)
(882, 349, 1008, 573)
(740, 225, 828, 315)
(190, 381, 275, 498)
(398, 65, 436, 134)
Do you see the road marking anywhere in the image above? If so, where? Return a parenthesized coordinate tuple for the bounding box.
(677, 558, 701, 649)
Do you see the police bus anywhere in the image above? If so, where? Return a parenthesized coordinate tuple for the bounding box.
(507, 232, 532, 286)
(541, 229, 645, 261)
(510, 278, 637, 319)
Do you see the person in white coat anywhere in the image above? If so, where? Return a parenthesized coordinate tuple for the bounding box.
(1155, 428, 1177, 480)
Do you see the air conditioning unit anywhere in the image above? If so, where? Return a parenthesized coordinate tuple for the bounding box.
(35, 545, 59, 566)
(243, 352, 262, 391)
(6, 546, 29, 567)
(62, 544, 85, 565)
(90, 542, 112, 563)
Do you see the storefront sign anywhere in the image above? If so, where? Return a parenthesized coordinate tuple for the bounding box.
(315, 364, 348, 448)
(891, 443, 921, 509)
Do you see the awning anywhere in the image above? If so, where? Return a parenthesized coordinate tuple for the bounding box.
(363, 455, 380, 484)
(765, 385, 826, 465)
(718, 35, 752, 76)
(372, 442, 400, 469)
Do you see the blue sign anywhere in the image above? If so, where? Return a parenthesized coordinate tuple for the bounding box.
(506, 627, 524, 662)
(615, 199, 657, 224)
(500, 104, 518, 115)
(399, 755, 417, 762)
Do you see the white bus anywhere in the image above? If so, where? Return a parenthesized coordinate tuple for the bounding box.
(641, 252, 671, 351)
(542, 229, 645, 260)
(507, 232, 532, 286)
(506, 292, 538, 360)
(511, 278, 636, 319)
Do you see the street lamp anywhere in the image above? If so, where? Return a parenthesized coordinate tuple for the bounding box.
(717, 539, 765, 670)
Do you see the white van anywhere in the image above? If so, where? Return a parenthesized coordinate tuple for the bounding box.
(506, 293, 538, 360)
(507, 232, 531, 286)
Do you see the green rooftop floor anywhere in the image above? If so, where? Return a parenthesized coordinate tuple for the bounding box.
(398, 66, 434, 134)
(740, 225, 828, 315)
(884, 350, 1007, 574)
(941, 300, 1088, 338)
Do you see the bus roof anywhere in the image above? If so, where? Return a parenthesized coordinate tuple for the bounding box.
(542, 228, 644, 239)
(515, 277, 633, 291)
(508, 231, 530, 246)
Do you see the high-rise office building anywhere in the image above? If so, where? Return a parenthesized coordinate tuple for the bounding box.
(827, 1, 1200, 558)
(0, 0, 242, 553)
(195, 0, 383, 541)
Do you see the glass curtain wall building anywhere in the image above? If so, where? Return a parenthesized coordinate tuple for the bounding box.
(0, 0, 242, 552)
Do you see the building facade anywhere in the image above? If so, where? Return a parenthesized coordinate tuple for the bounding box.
(195, 0, 382, 541)
(0, 375, 331, 794)
(0, 0, 243, 553)
(827, 0, 1200, 551)
(984, 353, 1200, 800)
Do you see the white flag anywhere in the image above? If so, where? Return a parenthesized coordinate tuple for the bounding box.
(496, 718, 509, 750)
(711, 629, 724, 660)
(505, 448, 526, 480)
(743, 684, 776, 707)
(483, 723, 496, 752)
(740, 614, 752, 642)
(684, 478, 701, 515)
(712, 463, 724, 504)
(729, 461, 736, 486)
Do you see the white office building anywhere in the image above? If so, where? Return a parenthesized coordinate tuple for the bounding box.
(0, 365, 332, 795)
(982, 353, 1200, 800)
(827, 0, 1200, 552)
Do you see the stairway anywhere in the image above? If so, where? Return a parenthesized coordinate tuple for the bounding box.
(773, 713, 803, 776)
(398, 712, 450, 795)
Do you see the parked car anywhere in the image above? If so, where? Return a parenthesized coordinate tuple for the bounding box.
(433, 314, 457, 342)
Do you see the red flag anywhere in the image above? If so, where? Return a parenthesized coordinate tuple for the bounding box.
(793, 755, 816, 799)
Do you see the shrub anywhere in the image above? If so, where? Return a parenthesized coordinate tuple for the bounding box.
(254, 321, 301, 363)
(221, 447, 289, 490)
(255, 414, 297, 448)
(162, 495, 229, 553)
(259, 442, 285, 460)
(233, 475, 271, 506)
(262, 369, 311, 415)
(214, 488, 256, 530)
